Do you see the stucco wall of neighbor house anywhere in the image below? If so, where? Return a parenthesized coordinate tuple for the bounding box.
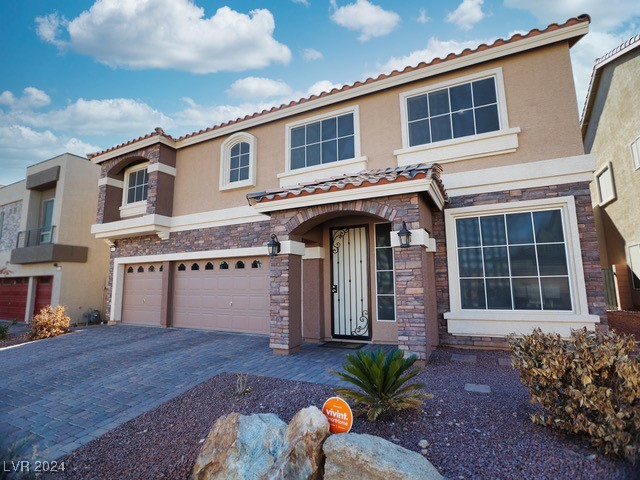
(434, 180, 605, 348)
(167, 42, 583, 217)
(585, 50, 640, 307)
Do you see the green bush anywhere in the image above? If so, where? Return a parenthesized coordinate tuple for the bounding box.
(0, 323, 8, 340)
(332, 348, 432, 421)
(30, 305, 70, 340)
(511, 328, 640, 460)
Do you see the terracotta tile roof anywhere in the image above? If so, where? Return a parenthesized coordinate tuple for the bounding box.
(246, 163, 446, 205)
(87, 127, 174, 159)
(581, 33, 640, 132)
(90, 15, 590, 160)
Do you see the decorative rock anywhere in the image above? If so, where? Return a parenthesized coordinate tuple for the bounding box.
(323, 433, 444, 480)
(464, 383, 491, 394)
(192, 412, 287, 480)
(418, 439, 430, 449)
(267, 406, 330, 479)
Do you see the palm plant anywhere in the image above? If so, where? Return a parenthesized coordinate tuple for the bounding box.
(332, 348, 432, 421)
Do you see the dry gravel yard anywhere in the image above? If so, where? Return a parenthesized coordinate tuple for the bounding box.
(46, 348, 638, 480)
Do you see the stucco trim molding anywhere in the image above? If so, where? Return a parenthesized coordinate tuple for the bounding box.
(147, 163, 177, 176)
(98, 177, 124, 188)
(390, 228, 436, 252)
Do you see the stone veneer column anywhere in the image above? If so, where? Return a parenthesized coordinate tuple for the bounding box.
(394, 245, 429, 363)
(269, 254, 303, 354)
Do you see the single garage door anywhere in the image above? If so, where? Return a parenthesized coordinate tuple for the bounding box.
(34, 276, 53, 315)
(172, 257, 269, 333)
(0, 277, 28, 321)
(121, 263, 163, 326)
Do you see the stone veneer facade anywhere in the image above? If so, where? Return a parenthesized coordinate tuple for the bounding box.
(433, 181, 606, 348)
(0, 201, 22, 253)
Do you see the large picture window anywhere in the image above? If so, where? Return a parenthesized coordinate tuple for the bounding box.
(407, 77, 500, 147)
(455, 209, 572, 311)
(290, 112, 355, 170)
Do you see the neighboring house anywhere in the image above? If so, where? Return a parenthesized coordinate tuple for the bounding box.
(90, 15, 603, 361)
(582, 34, 640, 311)
(0, 153, 110, 324)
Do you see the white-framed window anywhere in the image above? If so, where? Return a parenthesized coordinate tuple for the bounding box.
(120, 162, 149, 218)
(629, 243, 640, 290)
(374, 222, 396, 322)
(279, 106, 366, 186)
(444, 196, 596, 336)
(631, 136, 640, 171)
(594, 162, 616, 206)
(396, 68, 519, 167)
(219, 132, 257, 191)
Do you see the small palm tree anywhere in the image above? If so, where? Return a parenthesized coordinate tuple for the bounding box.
(332, 348, 432, 421)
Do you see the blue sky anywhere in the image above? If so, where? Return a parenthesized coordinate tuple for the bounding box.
(0, 0, 638, 185)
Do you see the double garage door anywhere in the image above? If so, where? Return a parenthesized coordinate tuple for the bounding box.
(121, 258, 270, 334)
(0, 276, 53, 322)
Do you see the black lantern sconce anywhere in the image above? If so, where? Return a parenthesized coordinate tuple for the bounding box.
(267, 234, 281, 256)
(397, 221, 412, 248)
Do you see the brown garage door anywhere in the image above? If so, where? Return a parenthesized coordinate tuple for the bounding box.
(172, 258, 269, 333)
(0, 277, 28, 321)
(121, 263, 163, 326)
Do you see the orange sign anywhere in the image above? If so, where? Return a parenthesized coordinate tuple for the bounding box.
(322, 396, 353, 434)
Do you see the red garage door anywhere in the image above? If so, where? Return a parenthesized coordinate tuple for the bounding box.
(34, 276, 53, 315)
(0, 277, 28, 321)
(172, 258, 269, 333)
(121, 264, 163, 326)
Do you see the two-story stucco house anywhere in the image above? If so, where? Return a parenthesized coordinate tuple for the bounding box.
(0, 153, 110, 324)
(582, 34, 640, 313)
(90, 15, 604, 361)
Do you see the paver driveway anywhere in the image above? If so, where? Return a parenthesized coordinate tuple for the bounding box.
(0, 324, 369, 460)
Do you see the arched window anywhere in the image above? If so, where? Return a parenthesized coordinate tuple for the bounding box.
(191, 263, 200, 271)
(251, 260, 262, 269)
(220, 261, 229, 270)
(205, 262, 214, 270)
(148, 265, 155, 272)
(137, 266, 144, 273)
(159, 265, 163, 272)
(235, 261, 245, 269)
(127, 266, 134, 273)
(178, 263, 186, 271)
(220, 133, 257, 190)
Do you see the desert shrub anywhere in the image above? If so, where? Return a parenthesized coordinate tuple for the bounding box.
(332, 348, 432, 421)
(511, 328, 640, 460)
(0, 323, 8, 340)
(29, 305, 70, 340)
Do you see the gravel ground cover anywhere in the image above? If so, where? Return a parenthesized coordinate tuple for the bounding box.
(0, 331, 31, 349)
(49, 348, 637, 480)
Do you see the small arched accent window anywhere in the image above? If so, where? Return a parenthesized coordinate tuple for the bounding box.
(191, 263, 200, 271)
(148, 265, 155, 273)
(251, 260, 262, 269)
(220, 261, 229, 270)
(178, 263, 186, 271)
(235, 261, 245, 269)
(127, 266, 134, 273)
(205, 262, 214, 270)
(159, 265, 164, 272)
(137, 266, 144, 273)
(220, 132, 257, 191)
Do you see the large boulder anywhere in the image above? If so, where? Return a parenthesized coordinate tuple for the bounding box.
(323, 433, 444, 480)
(192, 412, 287, 480)
(267, 406, 330, 479)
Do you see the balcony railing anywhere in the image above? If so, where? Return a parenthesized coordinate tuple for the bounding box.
(15, 226, 56, 248)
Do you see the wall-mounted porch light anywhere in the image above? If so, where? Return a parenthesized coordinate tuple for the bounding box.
(397, 221, 412, 248)
(267, 234, 281, 256)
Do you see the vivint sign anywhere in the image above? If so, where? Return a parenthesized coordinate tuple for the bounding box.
(322, 397, 353, 434)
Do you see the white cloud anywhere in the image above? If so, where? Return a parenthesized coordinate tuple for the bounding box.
(302, 48, 324, 61)
(306, 80, 343, 96)
(35, 0, 291, 73)
(0, 91, 16, 107)
(0, 87, 51, 110)
(291, 0, 310, 5)
(504, 0, 638, 30)
(330, 0, 401, 42)
(446, 0, 485, 31)
(417, 9, 430, 24)
(227, 77, 293, 100)
(378, 36, 494, 73)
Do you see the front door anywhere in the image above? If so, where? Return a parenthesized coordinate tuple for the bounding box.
(330, 226, 371, 340)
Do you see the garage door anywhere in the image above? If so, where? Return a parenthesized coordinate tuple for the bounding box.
(0, 277, 28, 321)
(34, 276, 53, 315)
(172, 258, 269, 333)
(121, 263, 163, 326)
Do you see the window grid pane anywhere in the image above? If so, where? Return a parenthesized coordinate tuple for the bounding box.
(229, 142, 250, 183)
(456, 209, 571, 311)
(407, 76, 500, 147)
(375, 223, 396, 321)
(290, 113, 355, 169)
(126, 168, 149, 204)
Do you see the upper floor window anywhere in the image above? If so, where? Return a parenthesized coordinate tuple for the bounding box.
(220, 132, 256, 190)
(406, 76, 499, 147)
(631, 136, 640, 171)
(125, 164, 148, 204)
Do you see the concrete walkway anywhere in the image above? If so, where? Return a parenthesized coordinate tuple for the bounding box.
(0, 324, 374, 460)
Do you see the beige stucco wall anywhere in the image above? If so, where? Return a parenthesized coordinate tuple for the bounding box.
(172, 42, 584, 216)
(585, 49, 640, 306)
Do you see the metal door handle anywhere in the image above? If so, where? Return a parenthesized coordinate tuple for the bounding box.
(331, 285, 338, 293)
